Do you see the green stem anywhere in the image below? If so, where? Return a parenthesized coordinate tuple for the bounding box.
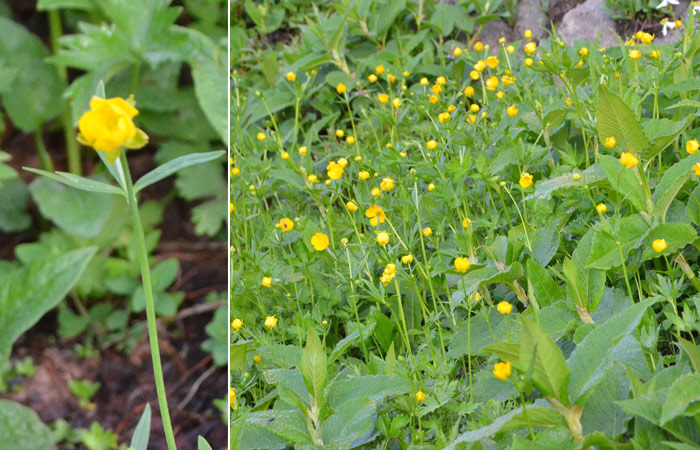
(119, 152, 177, 450)
(35, 130, 54, 172)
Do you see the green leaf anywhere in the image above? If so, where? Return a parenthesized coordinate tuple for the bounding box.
(0, 247, 96, 372)
(526, 259, 563, 307)
(641, 223, 697, 261)
(586, 214, 649, 270)
(569, 230, 606, 311)
(532, 164, 605, 201)
(322, 396, 375, 447)
(129, 404, 151, 450)
(133, 150, 224, 193)
(531, 224, 559, 267)
(653, 152, 700, 223)
(24, 168, 125, 196)
(36, 0, 96, 10)
(326, 375, 411, 409)
(327, 322, 376, 365)
(643, 117, 693, 160)
(660, 374, 700, 425)
(246, 410, 311, 445)
(597, 85, 649, 155)
(568, 298, 655, 404)
(676, 337, 700, 373)
(300, 326, 327, 403)
(519, 317, 570, 404)
(197, 436, 213, 450)
(580, 364, 631, 437)
(0, 179, 31, 233)
(599, 154, 647, 212)
(29, 176, 115, 238)
(0, 400, 54, 450)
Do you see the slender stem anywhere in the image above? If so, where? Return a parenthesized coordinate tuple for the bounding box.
(119, 152, 177, 450)
(35, 130, 54, 172)
(49, 9, 81, 175)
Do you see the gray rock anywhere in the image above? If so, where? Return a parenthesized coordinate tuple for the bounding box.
(558, 0, 619, 48)
(515, 0, 549, 40)
(476, 18, 514, 50)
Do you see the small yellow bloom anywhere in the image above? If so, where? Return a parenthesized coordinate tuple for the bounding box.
(506, 105, 518, 117)
(652, 239, 667, 253)
(493, 361, 512, 381)
(346, 136, 355, 144)
(427, 139, 437, 150)
(524, 42, 537, 54)
(402, 254, 414, 264)
(438, 112, 451, 123)
(499, 37, 506, 44)
(403, 71, 410, 77)
(298, 146, 307, 156)
(336, 129, 345, 138)
(380, 177, 395, 191)
(470, 70, 480, 81)
(423, 227, 432, 237)
(506, 45, 515, 54)
(337, 157, 348, 168)
(502, 75, 515, 85)
(620, 152, 639, 168)
(378, 93, 389, 104)
(524, 29, 533, 39)
(336, 82, 347, 94)
(265, 316, 278, 329)
(596, 203, 607, 214)
(432, 84, 443, 94)
(230, 202, 235, 213)
(366, 204, 386, 226)
(231, 167, 240, 176)
(415, 390, 426, 403)
(474, 60, 486, 72)
(469, 104, 480, 113)
(311, 232, 330, 251)
(629, 49, 641, 60)
(327, 161, 344, 180)
(368, 73, 378, 83)
(307, 174, 318, 183)
(376, 64, 385, 74)
(464, 86, 475, 97)
(474, 41, 484, 51)
(687, 139, 699, 154)
(392, 98, 402, 108)
(436, 77, 446, 86)
(524, 57, 533, 66)
(254, 355, 261, 363)
(497, 301, 513, 315)
(605, 136, 616, 148)
(454, 257, 471, 273)
(230, 387, 236, 404)
(420, 77, 429, 86)
(650, 49, 661, 58)
(428, 183, 435, 191)
(485, 76, 499, 91)
(447, 104, 456, 113)
(429, 95, 438, 104)
(376, 231, 390, 246)
(359, 170, 370, 180)
(566, 97, 573, 106)
(641, 32, 654, 44)
(281, 151, 290, 160)
(578, 47, 589, 57)
(573, 173, 581, 181)
(453, 47, 463, 57)
(231, 318, 243, 330)
(496, 91, 505, 100)
(279, 217, 294, 231)
(261, 276, 272, 287)
(286, 71, 296, 81)
(519, 172, 533, 188)
(486, 56, 499, 69)
(77, 96, 147, 163)
(346, 201, 358, 212)
(692, 163, 700, 177)
(371, 187, 381, 197)
(462, 217, 472, 228)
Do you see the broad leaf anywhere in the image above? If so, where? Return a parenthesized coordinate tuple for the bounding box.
(660, 374, 700, 425)
(653, 152, 700, 223)
(586, 215, 649, 270)
(641, 223, 697, 261)
(519, 317, 570, 404)
(300, 327, 327, 404)
(597, 85, 649, 155)
(599, 154, 647, 212)
(0, 400, 53, 450)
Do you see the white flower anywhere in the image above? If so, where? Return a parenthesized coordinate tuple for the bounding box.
(656, 0, 679, 8)
(693, 4, 700, 14)
(662, 20, 676, 35)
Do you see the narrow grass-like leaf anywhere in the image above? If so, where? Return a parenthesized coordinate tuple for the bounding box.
(24, 168, 124, 196)
(133, 150, 224, 193)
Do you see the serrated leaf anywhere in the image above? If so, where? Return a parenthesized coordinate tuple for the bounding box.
(641, 223, 697, 261)
(531, 164, 606, 200)
(300, 327, 327, 403)
(653, 152, 700, 223)
(586, 215, 649, 270)
(597, 85, 649, 155)
(661, 374, 700, 425)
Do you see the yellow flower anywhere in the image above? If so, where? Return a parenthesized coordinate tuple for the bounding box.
(368, 73, 378, 83)
(345, 135, 355, 144)
(687, 139, 699, 154)
(693, 163, 700, 177)
(371, 187, 381, 197)
(485, 56, 499, 69)
(502, 75, 515, 85)
(378, 93, 389, 104)
(454, 257, 471, 273)
(436, 76, 447, 85)
(629, 49, 641, 60)
(578, 47, 589, 56)
(376, 64, 385, 74)
(286, 71, 296, 81)
(499, 37, 506, 44)
(653, 239, 667, 253)
(402, 254, 414, 264)
(231, 318, 243, 330)
(427, 140, 437, 150)
(311, 232, 330, 251)
(230, 202, 235, 213)
(265, 316, 278, 329)
(497, 301, 513, 315)
(506, 45, 515, 54)
(438, 112, 451, 123)
(254, 355, 261, 363)
(519, 172, 533, 188)
(299, 146, 307, 156)
(428, 183, 435, 191)
(464, 86, 475, 97)
(470, 70, 480, 81)
(524, 42, 537, 54)
(261, 276, 272, 287)
(279, 217, 294, 231)
(641, 32, 654, 44)
(380, 177, 395, 191)
(620, 152, 639, 168)
(327, 161, 344, 179)
(605, 136, 616, 148)
(230, 387, 236, 404)
(415, 390, 426, 403)
(420, 77, 429, 86)
(596, 203, 607, 214)
(392, 98, 402, 108)
(447, 104, 456, 113)
(573, 172, 581, 181)
(453, 47, 463, 57)
(281, 151, 289, 160)
(474, 41, 484, 51)
(359, 170, 370, 180)
(77, 96, 147, 163)
(346, 201, 358, 212)
(429, 95, 438, 104)
(307, 174, 318, 183)
(365, 204, 386, 226)
(462, 217, 472, 228)
(403, 71, 410, 77)
(431, 84, 443, 94)
(493, 361, 512, 381)
(524, 57, 533, 66)
(336, 129, 345, 138)
(566, 97, 573, 106)
(376, 231, 390, 246)
(485, 76, 499, 91)
(524, 29, 533, 39)
(338, 157, 348, 168)
(232, 167, 240, 176)
(336, 82, 347, 94)
(469, 104, 480, 113)
(474, 60, 486, 72)
(423, 227, 432, 237)
(507, 105, 518, 117)
(650, 49, 660, 59)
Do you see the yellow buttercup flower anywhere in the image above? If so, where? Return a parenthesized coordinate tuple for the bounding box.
(506, 45, 515, 54)
(605, 136, 616, 148)
(474, 60, 486, 72)
(261, 276, 272, 287)
(279, 217, 294, 231)
(428, 183, 435, 191)
(687, 139, 699, 154)
(427, 140, 437, 150)
(431, 84, 443, 94)
(692, 163, 700, 177)
(497, 301, 513, 315)
(415, 391, 426, 403)
(429, 95, 438, 104)
(524, 42, 537, 54)
(380, 177, 395, 191)
(470, 70, 480, 81)
(402, 254, 414, 264)
(392, 98, 402, 108)
(336, 129, 345, 138)
(485, 76, 499, 91)
(453, 47, 463, 57)
(420, 77, 429, 86)
(371, 187, 381, 197)
(231, 318, 243, 330)
(376, 64, 385, 74)
(307, 174, 318, 183)
(298, 146, 307, 156)
(376, 231, 390, 246)
(311, 232, 330, 251)
(423, 227, 432, 237)
(337, 157, 348, 168)
(345, 136, 355, 145)
(629, 49, 641, 60)
(474, 41, 484, 51)
(346, 201, 358, 212)
(286, 71, 296, 81)
(524, 29, 532, 39)
(596, 203, 607, 214)
(486, 56, 499, 69)
(493, 361, 511, 381)
(436, 76, 446, 86)
(254, 355, 261, 363)
(454, 257, 470, 273)
(264, 316, 278, 329)
(327, 161, 344, 180)
(378, 93, 389, 104)
(77, 96, 147, 163)
(650, 49, 660, 58)
(573, 173, 581, 181)
(524, 57, 533, 66)
(447, 104, 456, 113)
(365, 205, 386, 226)
(652, 239, 667, 253)
(620, 152, 639, 168)
(230, 387, 236, 404)
(359, 170, 370, 180)
(519, 172, 533, 188)
(368, 73, 378, 83)
(579, 47, 589, 56)
(462, 217, 472, 228)
(438, 112, 451, 123)
(336, 82, 347, 94)
(464, 86, 475, 97)
(507, 105, 518, 117)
